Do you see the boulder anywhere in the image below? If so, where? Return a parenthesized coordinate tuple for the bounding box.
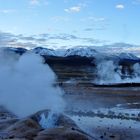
(6, 118, 42, 139)
(0, 106, 17, 120)
(31, 110, 94, 140)
(29, 109, 78, 128)
(35, 127, 92, 140)
(0, 109, 94, 140)
(29, 109, 50, 123)
(56, 114, 78, 128)
(0, 118, 19, 131)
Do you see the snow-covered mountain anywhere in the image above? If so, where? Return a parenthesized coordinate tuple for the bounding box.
(104, 42, 136, 48)
(32, 46, 139, 60)
(97, 43, 140, 58)
(0, 43, 140, 61)
(117, 53, 139, 60)
(31, 47, 56, 56)
(31, 47, 98, 57)
(64, 47, 98, 57)
(0, 47, 27, 55)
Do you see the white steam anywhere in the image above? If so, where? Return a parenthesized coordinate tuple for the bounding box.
(95, 60, 140, 84)
(39, 112, 58, 129)
(133, 63, 140, 77)
(96, 61, 121, 84)
(0, 51, 65, 117)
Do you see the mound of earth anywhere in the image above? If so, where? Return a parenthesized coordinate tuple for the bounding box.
(0, 107, 94, 140)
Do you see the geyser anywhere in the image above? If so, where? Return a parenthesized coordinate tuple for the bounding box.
(95, 60, 140, 84)
(0, 51, 65, 117)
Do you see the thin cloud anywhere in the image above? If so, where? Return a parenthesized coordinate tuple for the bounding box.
(81, 16, 106, 22)
(64, 6, 81, 13)
(50, 16, 70, 22)
(84, 28, 94, 31)
(0, 31, 109, 49)
(47, 34, 78, 40)
(29, 0, 49, 7)
(0, 32, 18, 47)
(84, 26, 106, 31)
(132, 0, 140, 4)
(30, 0, 40, 5)
(116, 4, 124, 9)
(88, 17, 105, 22)
(0, 9, 16, 14)
(0, 32, 37, 48)
(81, 37, 108, 44)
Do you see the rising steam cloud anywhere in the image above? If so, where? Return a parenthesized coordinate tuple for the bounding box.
(0, 50, 65, 117)
(95, 60, 140, 84)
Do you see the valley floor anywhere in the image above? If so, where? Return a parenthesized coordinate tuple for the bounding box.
(63, 83, 140, 140)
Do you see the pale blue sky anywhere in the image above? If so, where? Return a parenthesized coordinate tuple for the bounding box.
(0, 0, 140, 48)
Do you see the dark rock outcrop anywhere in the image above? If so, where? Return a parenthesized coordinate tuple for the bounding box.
(0, 118, 19, 131)
(0, 109, 94, 140)
(0, 106, 17, 120)
(35, 127, 91, 140)
(6, 118, 42, 139)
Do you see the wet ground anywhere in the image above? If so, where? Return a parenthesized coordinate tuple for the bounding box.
(63, 83, 140, 109)
(62, 83, 140, 140)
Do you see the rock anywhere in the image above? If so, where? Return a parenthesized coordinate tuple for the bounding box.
(56, 114, 78, 128)
(35, 127, 92, 140)
(31, 110, 94, 140)
(29, 109, 78, 129)
(0, 109, 94, 140)
(29, 109, 50, 123)
(2, 138, 28, 140)
(6, 118, 42, 139)
(0, 118, 19, 131)
(0, 106, 17, 120)
(99, 132, 121, 140)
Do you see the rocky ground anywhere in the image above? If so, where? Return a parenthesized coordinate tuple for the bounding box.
(62, 83, 140, 140)
(0, 107, 94, 140)
(1, 83, 140, 140)
(0, 53, 140, 140)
